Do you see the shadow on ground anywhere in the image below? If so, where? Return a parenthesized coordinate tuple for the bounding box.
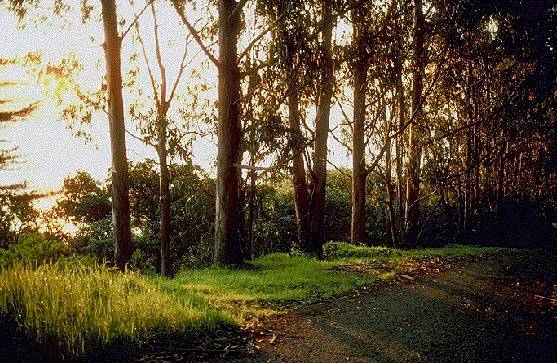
(241, 251, 555, 363)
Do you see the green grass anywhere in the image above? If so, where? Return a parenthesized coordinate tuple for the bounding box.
(0, 243, 499, 358)
(324, 241, 498, 260)
(0, 260, 232, 357)
(169, 253, 375, 307)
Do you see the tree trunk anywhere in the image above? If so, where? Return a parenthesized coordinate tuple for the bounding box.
(101, 0, 132, 270)
(288, 83, 311, 249)
(496, 138, 506, 216)
(385, 99, 397, 248)
(394, 48, 406, 245)
(404, 0, 425, 247)
(307, 0, 334, 256)
(351, 7, 369, 245)
(158, 105, 171, 276)
(246, 159, 257, 259)
(214, 0, 242, 265)
(464, 126, 472, 234)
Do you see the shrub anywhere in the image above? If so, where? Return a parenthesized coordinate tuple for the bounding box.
(0, 233, 68, 269)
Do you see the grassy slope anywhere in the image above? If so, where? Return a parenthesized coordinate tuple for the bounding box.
(0, 244, 497, 357)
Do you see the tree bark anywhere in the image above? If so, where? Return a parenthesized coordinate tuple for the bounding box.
(351, 7, 369, 246)
(385, 99, 397, 248)
(404, 0, 425, 247)
(394, 47, 406, 245)
(147, 3, 174, 276)
(288, 82, 311, 249)
(464, 126, 472, 234)
(496, 137, 506, 216)
(307, 0, 335, 256)
(101, 0, 132, 270)
(214, 0, 242, 265)
(158, 105, 171, 276)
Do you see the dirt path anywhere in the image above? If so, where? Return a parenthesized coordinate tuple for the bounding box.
(235, 252, 556, 363)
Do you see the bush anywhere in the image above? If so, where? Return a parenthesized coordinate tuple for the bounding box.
(0, 233, 68, 269)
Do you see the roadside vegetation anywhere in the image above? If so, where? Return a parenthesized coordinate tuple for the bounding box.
(0, 242, 498, 358)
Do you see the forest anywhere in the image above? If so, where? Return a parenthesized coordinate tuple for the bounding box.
(0, 0, 556, 361)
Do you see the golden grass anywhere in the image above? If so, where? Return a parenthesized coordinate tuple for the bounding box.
(0, 261, 231, 356)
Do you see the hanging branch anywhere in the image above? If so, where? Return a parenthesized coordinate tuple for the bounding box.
(131, 1, 160, 107)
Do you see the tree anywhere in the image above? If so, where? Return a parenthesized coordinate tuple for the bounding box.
(54, 170, 111, 225)
(213, 0, 243, 265)
(404, 0, 425, 247)
(305, 0, 336, 257)
(350, 5, 370, 245)
(129, 1, 193, 276)
(101, 0, 133, 270)
(0, 57, 39, 246)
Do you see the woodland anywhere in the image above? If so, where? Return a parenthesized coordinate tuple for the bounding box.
(0, 0, 556, 361)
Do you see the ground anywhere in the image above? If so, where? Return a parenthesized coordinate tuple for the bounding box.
(248, 252, 555, 363)
(141, 251, 556, 362)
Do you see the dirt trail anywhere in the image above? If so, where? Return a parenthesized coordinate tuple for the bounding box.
(236, 252, 556, 363)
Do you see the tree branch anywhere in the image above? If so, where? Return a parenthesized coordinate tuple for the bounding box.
(173, 2, 219, 67)
(121, 0, 154, 40)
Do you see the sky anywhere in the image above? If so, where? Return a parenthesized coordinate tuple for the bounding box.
(0, 0, 352, 210)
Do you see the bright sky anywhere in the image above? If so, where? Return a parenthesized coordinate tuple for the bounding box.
(0, 0, 352, 209)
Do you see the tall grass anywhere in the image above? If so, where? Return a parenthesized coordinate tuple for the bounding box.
(0, 260, 231, 357)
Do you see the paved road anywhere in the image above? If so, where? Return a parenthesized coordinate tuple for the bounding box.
(246, 253, 556, 362)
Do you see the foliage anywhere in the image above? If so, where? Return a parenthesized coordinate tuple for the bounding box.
(77, 216, 114, 261)
(0, 185, 39, 246)
(0, 233, 68, 269)
(54, 171, 111, 225)
(0, 56, 39, 247)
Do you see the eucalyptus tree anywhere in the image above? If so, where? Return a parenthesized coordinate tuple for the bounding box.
(173, 0, 276, 265)
(258, 0, 338, 256)
(99, 0, 134, 270)
(128, 1, 193, 276)
(350, 4, 370, 245)
(5, 0, 139, 269)
(403, 0, 425, 247)
(256, 0, 317, 253)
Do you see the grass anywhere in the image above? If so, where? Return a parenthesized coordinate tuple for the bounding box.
(0, 260, 232, 357)
(0, 243, 499, 358)
(324, 241, 498, 260)
(167, 253, 375, 312)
